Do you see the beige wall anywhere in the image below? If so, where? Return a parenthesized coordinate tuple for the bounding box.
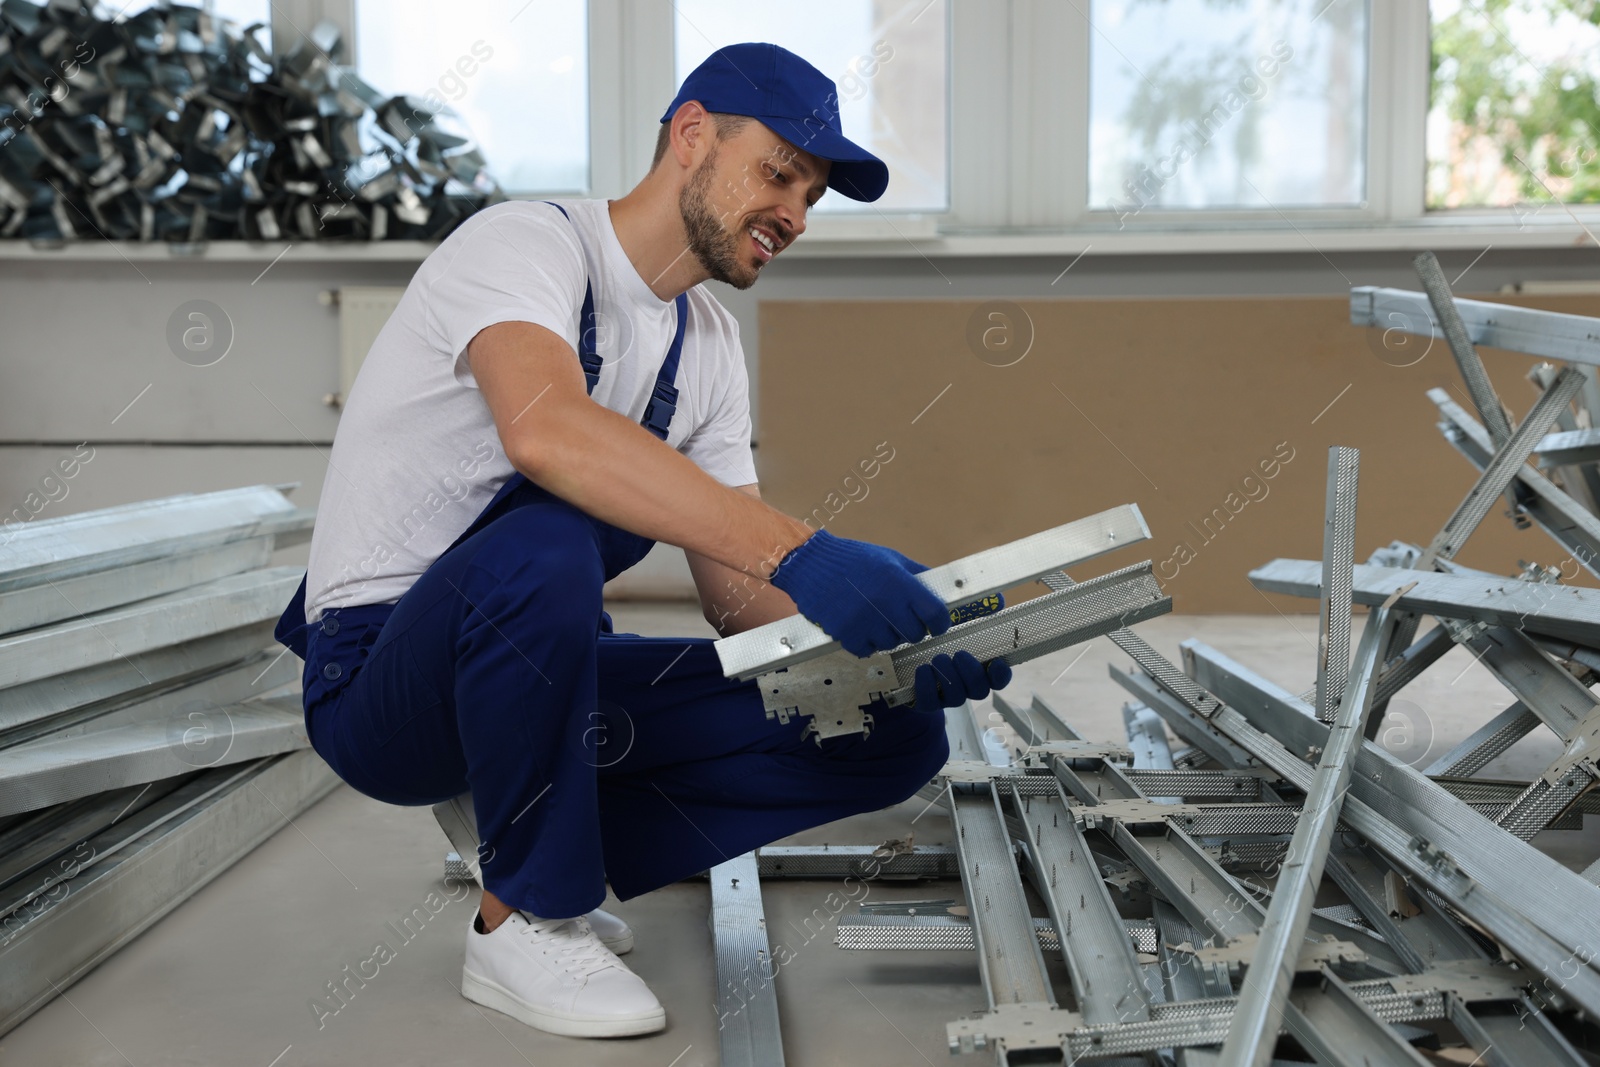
(757, 293, 1600, 613)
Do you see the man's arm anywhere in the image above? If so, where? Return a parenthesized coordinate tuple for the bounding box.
(467, 320, 811, 578)
(686, 484, 800, 635)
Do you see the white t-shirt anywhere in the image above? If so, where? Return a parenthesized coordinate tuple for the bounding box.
(302, 197, 758, 622)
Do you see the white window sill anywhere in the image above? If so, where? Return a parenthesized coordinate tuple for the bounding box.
(0, 217, 1592, 263)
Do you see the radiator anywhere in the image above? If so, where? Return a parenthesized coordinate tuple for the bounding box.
(330, 285, 407, 405)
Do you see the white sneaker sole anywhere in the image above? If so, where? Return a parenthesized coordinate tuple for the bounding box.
(461, 966, 666, 1037)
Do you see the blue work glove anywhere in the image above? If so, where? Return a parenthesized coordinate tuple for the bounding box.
(913, 651, 1013, 712)
(768, 529, 951, 656)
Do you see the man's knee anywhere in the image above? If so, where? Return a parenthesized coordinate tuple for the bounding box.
(870, 710, 950, 807)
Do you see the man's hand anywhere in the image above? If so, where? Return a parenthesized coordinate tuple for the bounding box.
(767, 528, 952, 656)
(912, 651, 1013, 712)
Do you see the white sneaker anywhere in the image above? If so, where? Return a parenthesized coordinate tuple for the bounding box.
(585, 906, 634, 955)
(461, 909, 665, 1037)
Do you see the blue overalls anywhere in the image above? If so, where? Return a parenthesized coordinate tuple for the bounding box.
(273, 207, 949, 919)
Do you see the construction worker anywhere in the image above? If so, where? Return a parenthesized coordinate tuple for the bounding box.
(274, 42, 1012, 1039)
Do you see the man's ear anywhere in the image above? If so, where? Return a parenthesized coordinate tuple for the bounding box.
(669, 100, 711, 168)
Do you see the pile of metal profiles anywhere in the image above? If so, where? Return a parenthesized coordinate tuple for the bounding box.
(0, 5, 503, 244)
(422, 257, 1600, 1063)
(0, 484, 336, 1037)
(867, 256, 1599, 1065)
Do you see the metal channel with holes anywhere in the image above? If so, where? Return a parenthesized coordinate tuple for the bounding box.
(714, 504, 1152, 680)
(1314, 447, 1360, 725)
(709, 852, 785, 1067)
(1009, 779, 1151, 1026)
(883, 562, 1168, 703)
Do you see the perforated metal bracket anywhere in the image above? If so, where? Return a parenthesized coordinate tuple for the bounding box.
(756, 648, 893, 742)
(1177, 931, 1369, 972)
(946, 1002, 1081, 1056)
(1540, 704, 1600, 787)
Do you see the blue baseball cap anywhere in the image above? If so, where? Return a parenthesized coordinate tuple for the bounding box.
(660, 42, 890, 202)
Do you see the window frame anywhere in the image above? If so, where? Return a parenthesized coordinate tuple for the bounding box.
(300, 0, 1600, 252)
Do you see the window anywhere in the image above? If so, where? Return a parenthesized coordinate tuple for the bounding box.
(203, 0, 272, 37)
(352, 0, 588, 193)
(114, 0, 271, 44)
(673, 0, 949, 214)
(1427, 0, 1600, 211)
(1087, 0, 1368, 214)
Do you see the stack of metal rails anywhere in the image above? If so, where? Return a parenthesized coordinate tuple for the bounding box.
(0, 485, 334, 1036)
(544, 253, 1599, 1066)
(850, 256, 1600, 1065)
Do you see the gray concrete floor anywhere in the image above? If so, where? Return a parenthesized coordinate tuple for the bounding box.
(3, 606, 1595, 1066)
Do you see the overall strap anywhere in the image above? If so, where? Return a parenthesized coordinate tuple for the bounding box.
(641, 292, 689, 441)
(541, 201, 690, 439)
(541, 201, 602, 393)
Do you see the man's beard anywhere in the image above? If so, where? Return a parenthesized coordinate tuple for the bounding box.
(679, 145, 759, 290)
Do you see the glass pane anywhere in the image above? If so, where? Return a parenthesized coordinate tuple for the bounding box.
(674, 0, 949, 214)
(1088, 0, 1368, 213)
(203, 0, 271, 37)
(354, 0, 588, 193)
(1427, 0, 1600, 210)
(114, 0, 271, 45)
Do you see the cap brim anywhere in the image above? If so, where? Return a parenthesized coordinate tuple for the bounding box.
(758, 116, 889, 202)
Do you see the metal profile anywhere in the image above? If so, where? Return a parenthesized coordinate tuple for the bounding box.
(1411, 251, 1515, 448)
(0, 691, 305, 817)
(945, 781, 1058, 1009)
(0, 623, 278, 734)
(883, 562, 1168, 703)
(710, 852, 786, 1067)
(1430, 387, 1600, 578)
(1181, 641, 1600, 1015)
(0, 568, 304, 692)
(0, 750, 337, 1035)
(0, 486, 330, 1042)
(1314, 447, 1360, 725)
(1419, 361, 1584, 562)
(714, 503, 1152, 679)
(1040, 571, 1227, 721)
(1006, 780, 1151, 1026)
(755, 562, 1169, 742)
(1283, 965, 1432, 1067)
(1224, 578, 1400, 1063)
(1, 485, 310, 590)
(866, 281, 1600, 1062)
(1533, 426, 1600, 467)
(1350, 284, 1600, 367)
(1250, 558, 1600, 650)
(1378, 360, 1585, 722)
